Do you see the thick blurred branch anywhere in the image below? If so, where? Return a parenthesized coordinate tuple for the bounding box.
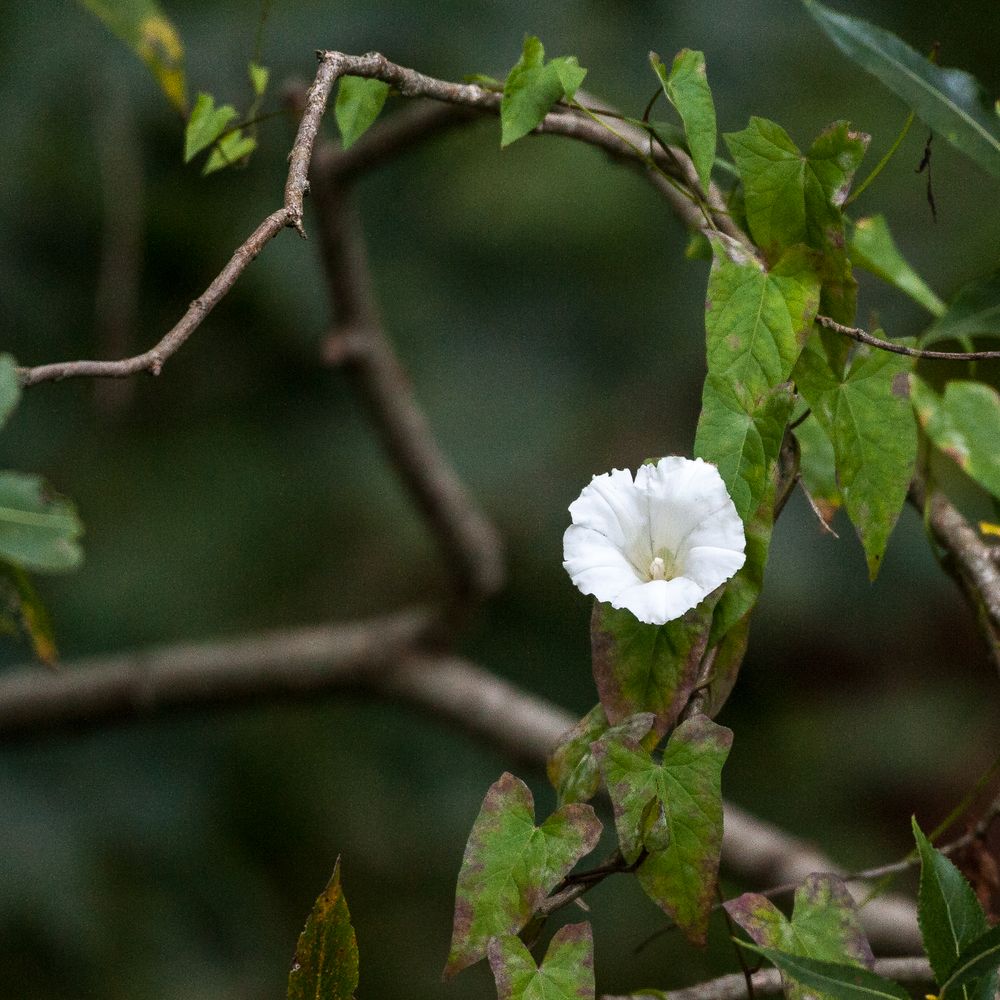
(0, 629, 920, 951)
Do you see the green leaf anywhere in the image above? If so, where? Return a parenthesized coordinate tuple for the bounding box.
(500, 36, 586, 147)
(335, 76, 391, 150)
(940, 925, 1000, 1000)
(803, 0, 1000, 179)
(0, 561, 58, 665)
(745, 945, 912, 1000)
(0, 354, 21, 431)
(698, 612, 751, 718)
(922, 271, 1000, 347)
(912, 818, 993, 1000)
(595, 714, 732, 944)
(0, 472, 83, 573)
(184, 93, 238, 163)
(488, 923, 595, 1000)
(77, 0, 188, 113)
(794, 337, 917, 578)
(249, 61, 269, 98)
(912, 380, 1000, 502)
(444, 772, 601, 978)
(203, 130, 257, 175)
(651, 49, 717, 193)
(547, 704, 656, 807)
(287, 858, 358, 1000)
(848, 215, 945, 317)
(727, 874, 875, 1000)
(591, 596, 718, 739)
(725, 119, 866, 322)
(795, 413, 842, 527)
(701, 242, 821, 416)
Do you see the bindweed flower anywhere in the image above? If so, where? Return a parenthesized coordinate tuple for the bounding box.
(563, 456, 746, 625)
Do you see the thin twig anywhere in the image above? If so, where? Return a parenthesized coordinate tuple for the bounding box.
(817, 314, 1000, 361)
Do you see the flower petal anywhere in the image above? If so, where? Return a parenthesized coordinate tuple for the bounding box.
(563, 524, 643, 604)
(567, 468, 649, 560)
(610, 577, 707, 625)
(682, 545, 746, 590)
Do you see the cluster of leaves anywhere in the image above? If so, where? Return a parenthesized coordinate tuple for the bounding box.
(75, 0, 270, 174)
(0, 358, 83, 663)
(729, 822, 1000, 1000)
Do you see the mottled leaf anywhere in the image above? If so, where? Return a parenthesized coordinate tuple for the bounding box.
(912, 379, 1000, 501)
(287, 858, 358, 1000)
(591, 597, 717, 739)
(203, 129, 257, 175)
(184, 92, 238, 163)
(500, 36, 586, 147)
(77, 0, 187, 113)
(699, 612, 751, 718)
(0, 561, 58, 664)
(795, 413, 842, 526)
(547, 704, 656, 807)
(651, 49, 716, 192)
(488, 923, 595, 1000)
(728, 874, 874, 1000)
(848, 215, 945, 317)
(596, 714, 732, 944)
(794, 338, 916, 578)
(923, 271, 1000, 347)
(335, 76, 391, 150)
(804, 0, 1000, 178)
(445, 773, 601, 978)
(0, 472, 83, 573)
(940, 925, 1000, 1000)
(913, 819, 996, 1000)
(745, 946, 911, 1000)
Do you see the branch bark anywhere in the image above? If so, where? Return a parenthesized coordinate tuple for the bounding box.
(817, 314, 1000, 361)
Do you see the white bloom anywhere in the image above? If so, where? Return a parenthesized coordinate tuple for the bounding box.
(562, 456, 746, 626)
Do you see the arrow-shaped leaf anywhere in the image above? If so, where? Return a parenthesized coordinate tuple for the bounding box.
(444, 772, 601, 978)
(488, 923, 595, 1000)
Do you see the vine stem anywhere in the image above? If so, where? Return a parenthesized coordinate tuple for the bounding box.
(817, 314, 1000, 361)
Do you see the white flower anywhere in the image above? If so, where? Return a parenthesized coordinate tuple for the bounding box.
(562, 456, 746, 626)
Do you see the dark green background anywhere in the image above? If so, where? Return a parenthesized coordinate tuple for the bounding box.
(1, 1, 998, 997)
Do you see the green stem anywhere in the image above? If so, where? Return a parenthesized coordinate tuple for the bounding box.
(845, 109, 915, 206)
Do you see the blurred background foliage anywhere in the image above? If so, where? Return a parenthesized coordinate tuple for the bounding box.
(1, 1, 999, 997)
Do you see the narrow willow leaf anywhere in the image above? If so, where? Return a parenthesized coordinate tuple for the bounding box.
(249, 61, 270, 98)
(184, 93, 238, 163)
(794, 338, 916, 578)
(77, 0, 188, 113)
(940, 925, 1000, 1000)
(203, 130, 257, 175)
(795, 413, 842, 527)
(848, 215, 945, 317)
(745, 945, 912, 1000)
(591, 597, 717, 738)
(547, 704, 655, 807)
(596, 715, 732, 944)
(912, 818, 992, 1000)
(803, 0, 1000, 178)
(335, 76, 391, 150)
(0, 354, 21, 430)
(912, 380, 1000, 501)
(0, 472, 84, 573)
(0, 561, 58, 665)
(922, 271, 1000, 347)
(651, 49, 716, 192)
(488, 923, 595, 1000)
(287, 858, 358, 1000)
(500, 36, 586, 147)
(728, 875, 874, 1000)
(444, 772, 601, 978)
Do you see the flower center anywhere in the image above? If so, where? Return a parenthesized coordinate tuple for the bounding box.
(649, 555, 674, 581)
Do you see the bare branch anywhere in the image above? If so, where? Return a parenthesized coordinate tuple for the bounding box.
(0, 631, 920, 951)
(601, 957, 932, 1000)
(817, 314, 1000, 361)
(910, 475, 1000, 675)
